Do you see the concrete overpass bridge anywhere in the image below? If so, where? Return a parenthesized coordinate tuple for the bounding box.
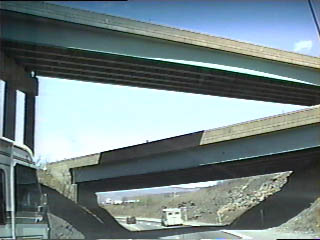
(40, 105, 320, 237)
(1, 1, 320, 152)
(1, 1, 320, 238)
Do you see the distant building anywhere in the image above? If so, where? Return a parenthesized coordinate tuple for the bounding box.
(124, 199, 140, 204)
(104, 198, 113, 205)
(113, 200, 123, 205)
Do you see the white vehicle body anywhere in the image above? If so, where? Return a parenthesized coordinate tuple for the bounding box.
(104, 198, 113, 205)
(113, 200, 123, 205)
(0, 137, 49, 239)
(161, 208, 184, 227)
(125, 199, 140, 204)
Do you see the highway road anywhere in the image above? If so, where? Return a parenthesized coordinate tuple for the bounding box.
(159, 230, 242, 239)
(118, 219, 241, 239)
(117, 219, 320, 239)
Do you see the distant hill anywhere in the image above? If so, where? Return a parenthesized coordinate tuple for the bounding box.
(98, 186, 201, 202)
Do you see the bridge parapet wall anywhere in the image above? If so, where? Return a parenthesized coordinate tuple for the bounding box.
(201, 105, 320, 145)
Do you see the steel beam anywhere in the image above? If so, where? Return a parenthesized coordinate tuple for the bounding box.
(2, 40, 320, 106)
(76, 147, 320, 193)
(73, 123, 320, 183)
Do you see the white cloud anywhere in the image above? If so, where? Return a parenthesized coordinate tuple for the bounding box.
(293, 40, 313, 53)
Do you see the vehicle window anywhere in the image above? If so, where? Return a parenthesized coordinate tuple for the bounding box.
(0, 169, 5, 224)
(15, 165, 41, 212)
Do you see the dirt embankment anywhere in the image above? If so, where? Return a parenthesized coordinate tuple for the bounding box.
(48, 213, 85, 239)
(103, 172, 291, 225)
(276, 197, 320, 235)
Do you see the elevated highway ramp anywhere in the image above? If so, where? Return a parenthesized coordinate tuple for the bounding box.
(40, 105, 320, 234)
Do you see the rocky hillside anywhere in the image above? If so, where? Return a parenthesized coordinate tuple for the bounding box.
(277, 197, 320, 235)
(104, 171, 292, 225)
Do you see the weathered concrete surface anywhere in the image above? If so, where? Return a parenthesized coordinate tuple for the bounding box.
(200, 105, 320, 145)
(1, 1, 319, 70)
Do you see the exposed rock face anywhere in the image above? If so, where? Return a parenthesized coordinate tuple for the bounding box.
(38, 169, 77, 202)
(104, 172, 292, 225)
(216, 172, 292, 224)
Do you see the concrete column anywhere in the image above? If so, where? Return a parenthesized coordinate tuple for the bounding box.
(24, 93, 36, 152)
(3, 83, 16, 140)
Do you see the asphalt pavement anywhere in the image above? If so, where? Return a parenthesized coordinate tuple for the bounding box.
(118, 219, 241, 239)
(117, 219, 320, 239)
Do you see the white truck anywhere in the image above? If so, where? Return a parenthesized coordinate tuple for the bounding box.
(161, 208, 184, 227)
(0, 137, 50, 239)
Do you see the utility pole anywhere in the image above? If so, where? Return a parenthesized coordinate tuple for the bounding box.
(308, 0, 320, 39)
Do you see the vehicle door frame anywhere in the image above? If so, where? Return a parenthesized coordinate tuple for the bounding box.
(0, 151, 15, 239)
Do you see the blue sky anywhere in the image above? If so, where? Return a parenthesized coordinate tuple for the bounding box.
(51, 0, 320, 56)
(30, 1, 319, 162)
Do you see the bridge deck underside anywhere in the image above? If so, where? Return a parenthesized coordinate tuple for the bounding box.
(2, 40, 320, 106)
(77, 146, 320, 193)
(76, 147, 320, 231)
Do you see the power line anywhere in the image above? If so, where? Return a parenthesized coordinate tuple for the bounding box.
(308, 0, 320, 39)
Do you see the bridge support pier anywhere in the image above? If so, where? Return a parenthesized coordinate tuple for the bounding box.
(3, 83, 16, 140)
(24, 93, 36, 151)
(0, 51, 38, 152)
